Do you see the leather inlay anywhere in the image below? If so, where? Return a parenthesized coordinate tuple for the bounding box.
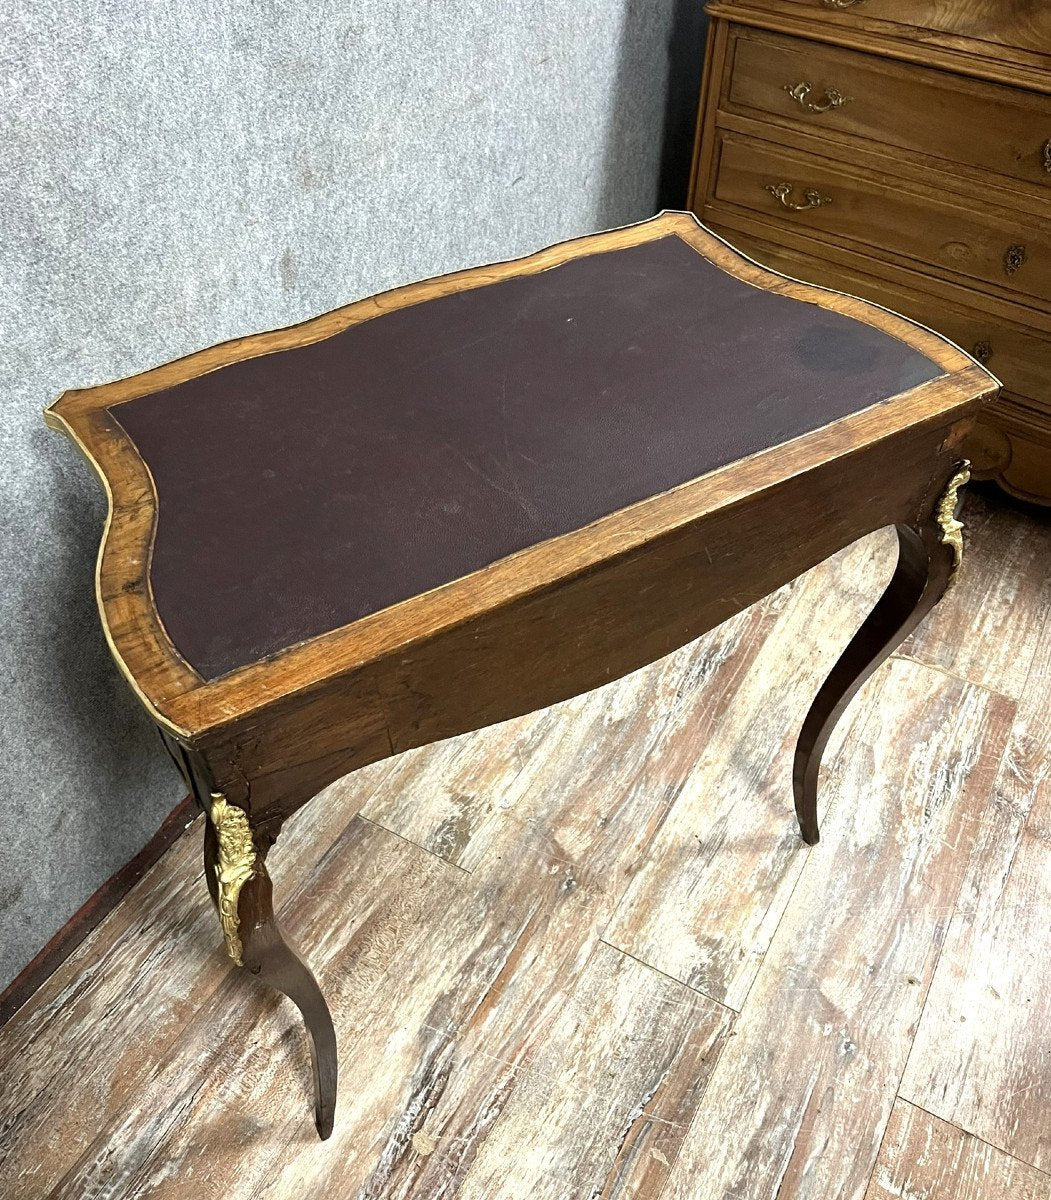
(110, 233, 943, 679)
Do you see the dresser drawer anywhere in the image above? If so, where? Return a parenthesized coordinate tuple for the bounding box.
(740, 0, 1051, 56)
(933, 316, 1049, 402)
(710, 130, 1051, 310)
(710, 226, 1051, 400)
(725, 27, 1051, 189)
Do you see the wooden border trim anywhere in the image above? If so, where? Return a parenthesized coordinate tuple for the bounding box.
(45, 211, 996, 739)
(43, 404, 202, 737)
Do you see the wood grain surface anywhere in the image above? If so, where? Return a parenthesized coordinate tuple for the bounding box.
(900, 604, 1051, 1172)
(865, 1102, 1051, 1200)
(712, 128, 1051, 311)
(741, 0, 1051, 55)
(658, 657, 1013, 1200)
(722, 25, 1051, 207)
(703, 1, 1051, 91)
(1, 491, 1047, 1199)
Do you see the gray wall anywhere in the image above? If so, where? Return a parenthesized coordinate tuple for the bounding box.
(0, 1, 706, 989)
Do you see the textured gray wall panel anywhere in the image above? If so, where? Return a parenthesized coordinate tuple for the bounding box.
(0, 1, 703, 988)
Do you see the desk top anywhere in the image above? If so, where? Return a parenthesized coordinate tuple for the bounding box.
(46, 213, 995, 736)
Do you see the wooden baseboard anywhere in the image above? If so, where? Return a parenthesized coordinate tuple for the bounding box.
(0, 796, 197, 1027)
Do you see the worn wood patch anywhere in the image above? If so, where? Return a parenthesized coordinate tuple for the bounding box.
(902, 489, 1051, 698)
(657, 658, 1013, 1200)
(0, 825, 214, 1197)
(361, 942, 732, 1200)
(359, 704, 560, 869)
(864, 1101, 1051, 1200)
(900, 613, 1051, 1171)
(605, 532, 891, 1008)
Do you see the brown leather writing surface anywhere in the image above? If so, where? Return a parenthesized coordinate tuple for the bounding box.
(110, 233, 943, 680)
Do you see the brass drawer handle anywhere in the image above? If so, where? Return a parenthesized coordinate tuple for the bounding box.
(972, 340, 993, 365)
(1043, 139, 1051, 173)
(766, 182, 833, 211)
(822, 0, 864, 8)
(1004, 244, 1027, 274)
(784, 81, 852, 113)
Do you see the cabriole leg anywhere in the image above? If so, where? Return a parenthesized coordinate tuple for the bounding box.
(205, 796, 337, 1139)
(793, 462, 970, 845)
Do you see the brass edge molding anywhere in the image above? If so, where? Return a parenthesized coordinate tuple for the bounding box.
(210, 794, 256, 965)
(936, 461, 971, 584)
(42, 213, 695, 735)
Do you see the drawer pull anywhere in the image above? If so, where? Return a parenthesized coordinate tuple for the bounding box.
(972, 340, 993, 365)
(1004, 244, 1027, 274)
(765, 182, 833, 211)
(821, 0, 864, 8)
(1043, 139, 1051, 173)
(784, 81, 852, 113)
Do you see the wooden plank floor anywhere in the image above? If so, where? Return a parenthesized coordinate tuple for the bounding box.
(2, 487, 1049, 1200)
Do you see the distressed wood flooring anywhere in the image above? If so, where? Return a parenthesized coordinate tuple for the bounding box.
(1, 487, 1049, 1200)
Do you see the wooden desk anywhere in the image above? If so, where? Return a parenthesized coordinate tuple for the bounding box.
(45, 212, 997, 1139)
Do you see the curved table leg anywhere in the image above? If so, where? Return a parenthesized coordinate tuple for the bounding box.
(205, 802, 337, 1139)
(793, 464, 970, 846)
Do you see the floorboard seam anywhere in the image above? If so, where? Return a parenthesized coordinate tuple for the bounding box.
(864, 1091, 905, 1199)
(891, 652, 1018, 701)
(357, 814, 474, 874)
(874, 690, 1018, 1195)
(728, 837, 814, 1017)
(896, 1097, 1051, 1182)
(598, 937, 739, 1015)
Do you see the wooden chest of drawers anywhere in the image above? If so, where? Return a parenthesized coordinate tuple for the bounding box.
(690, 0, 1051, 504)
